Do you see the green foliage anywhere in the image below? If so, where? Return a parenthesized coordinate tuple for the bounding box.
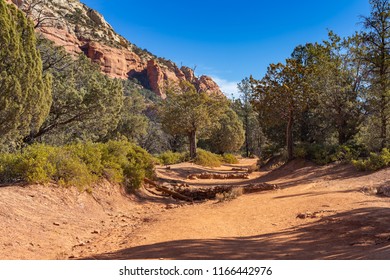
(0, 153, 22, 183)
(307, 33, 365, 145)
(160, 81, 227, 158)
(251, 57, 314, 160)
(233, 78, 265, 158)
(98, 140, 155, 191)
(221, 154, 239, 164)
(362, 0, 390, 148)
(294, 143, 364, 165)
(193, 149, 222, 167)
(207, 108, 245, 154)
(352, 148, 390, 171)
(0, 141, 155, 192)
(0, 1, 51, 149)
(28, 40, 123, 145)
(109, 80, 149, 143)
(157, 151, 188, 165)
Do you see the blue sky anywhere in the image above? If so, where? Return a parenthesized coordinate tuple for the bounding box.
(81, 0, 370, 97)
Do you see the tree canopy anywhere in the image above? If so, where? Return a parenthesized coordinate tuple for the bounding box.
(0, 0, 51, 150)
(160, 82, 227, 158)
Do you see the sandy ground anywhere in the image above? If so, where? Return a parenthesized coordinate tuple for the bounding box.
(0, 158, 390, 260)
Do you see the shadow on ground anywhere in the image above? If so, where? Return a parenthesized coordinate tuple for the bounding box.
(87, 207, 390, 260)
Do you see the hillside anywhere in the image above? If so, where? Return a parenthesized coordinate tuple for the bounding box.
(7, 0, 222, 98)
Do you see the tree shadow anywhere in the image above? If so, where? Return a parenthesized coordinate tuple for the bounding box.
(86, 207, 390, 260)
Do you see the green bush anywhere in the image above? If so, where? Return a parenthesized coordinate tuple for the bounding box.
(18, 144, 57, 184)
(51, 149, 97, 190)
(221, 153, 239, 164)
(193, 149, 222, 167)
(352, 148, 390, 171)
(157, 151, 188, 165)
(294, 143, 363, 165)
(0, 140, 155, 192)
(68, 142, 104, 176)
(293, 145, 308, 159)
(0, 153, 22, 183)
(99, 140, 155, 191)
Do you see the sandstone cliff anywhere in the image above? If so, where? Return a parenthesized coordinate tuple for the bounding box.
(10, 0, 223, 98)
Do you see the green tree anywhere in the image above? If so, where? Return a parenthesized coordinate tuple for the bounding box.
(237, 78, 254, 157)
(232, 78, 265, 157)
(362, 0, 390, 148)
(307, 33, 366, 145)
(207, 108, 245, 154)
(160, 81, 226, 158)
(251, 58, 313, 161)
(25, 53, 123, 144)
(0, 0, 51, 149)
(109, 80, 149, 143)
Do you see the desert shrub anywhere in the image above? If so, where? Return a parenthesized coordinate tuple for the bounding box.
(352, 148, 390, 171)
(193, 149, 222, 167)
(51, 149, 96, 190)
(17, 144, 57, 184)
(216, 187, 243, 202)
(67, 142, 104, 176)
(157, 151, 188, 165)
(0, 153, 22, 183)
(307, 144, 333, 165)
(294, 143, 363, 165)
(293, 145, 307, 159)
(99, 140, 155, 191)
(221, 153, 239, 164)
(0, 140, 155, 192)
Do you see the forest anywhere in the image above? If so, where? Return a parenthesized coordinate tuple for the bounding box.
(1, 0, 390, 191)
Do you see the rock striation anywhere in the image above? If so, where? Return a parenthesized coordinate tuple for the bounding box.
(10, 0, 223, 98)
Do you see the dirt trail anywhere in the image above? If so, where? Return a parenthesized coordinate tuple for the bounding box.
(1, 159, 390, 259)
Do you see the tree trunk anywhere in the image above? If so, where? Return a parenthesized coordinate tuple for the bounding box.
(286, 110, 294, 161)
(189, 130, 197, 159)
(338, 130, 347, 146)
(245, 115, 250, 158)
(381, 104, 388, 149)
(380, 88, 388, 149)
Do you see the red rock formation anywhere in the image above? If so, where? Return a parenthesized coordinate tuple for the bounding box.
(39, 26, 82, 55)
(147, 60, 165, 98)
(196, 75, 223, 95)
(181, 66, 196, 83)
(9, 0, 223, 98)
(81, 42, 145, 79)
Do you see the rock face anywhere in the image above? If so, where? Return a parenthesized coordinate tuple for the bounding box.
(81, 42, 146, 79)
(10, 0, 223, 98)
(195, 75, 222, 96)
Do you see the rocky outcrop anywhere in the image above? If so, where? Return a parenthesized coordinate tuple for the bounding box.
(10, 0, 223, 98)
(146, 60, 166, 98)
(81, 42, 146, 79)
(181, 66, 196, 83)
(196, 75, 222, 96)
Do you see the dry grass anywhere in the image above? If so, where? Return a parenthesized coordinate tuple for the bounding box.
(216, 187, 244, 202)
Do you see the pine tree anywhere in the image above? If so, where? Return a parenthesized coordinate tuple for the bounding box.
(0, 0, 51, 149)
(160, 81, 226, 158)
(363, 0, 390, 149)
(207, 107, 245, 154)
(251, 58, 313, 161)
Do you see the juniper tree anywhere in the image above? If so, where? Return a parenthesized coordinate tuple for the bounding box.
(251, 58, 313, 161)
(207, 107, 245, 154)
(0, 0, 51, 149)
(362, 0, 390, 148)
(25, 54, 123, 144)
(160, 81, 226, 158)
